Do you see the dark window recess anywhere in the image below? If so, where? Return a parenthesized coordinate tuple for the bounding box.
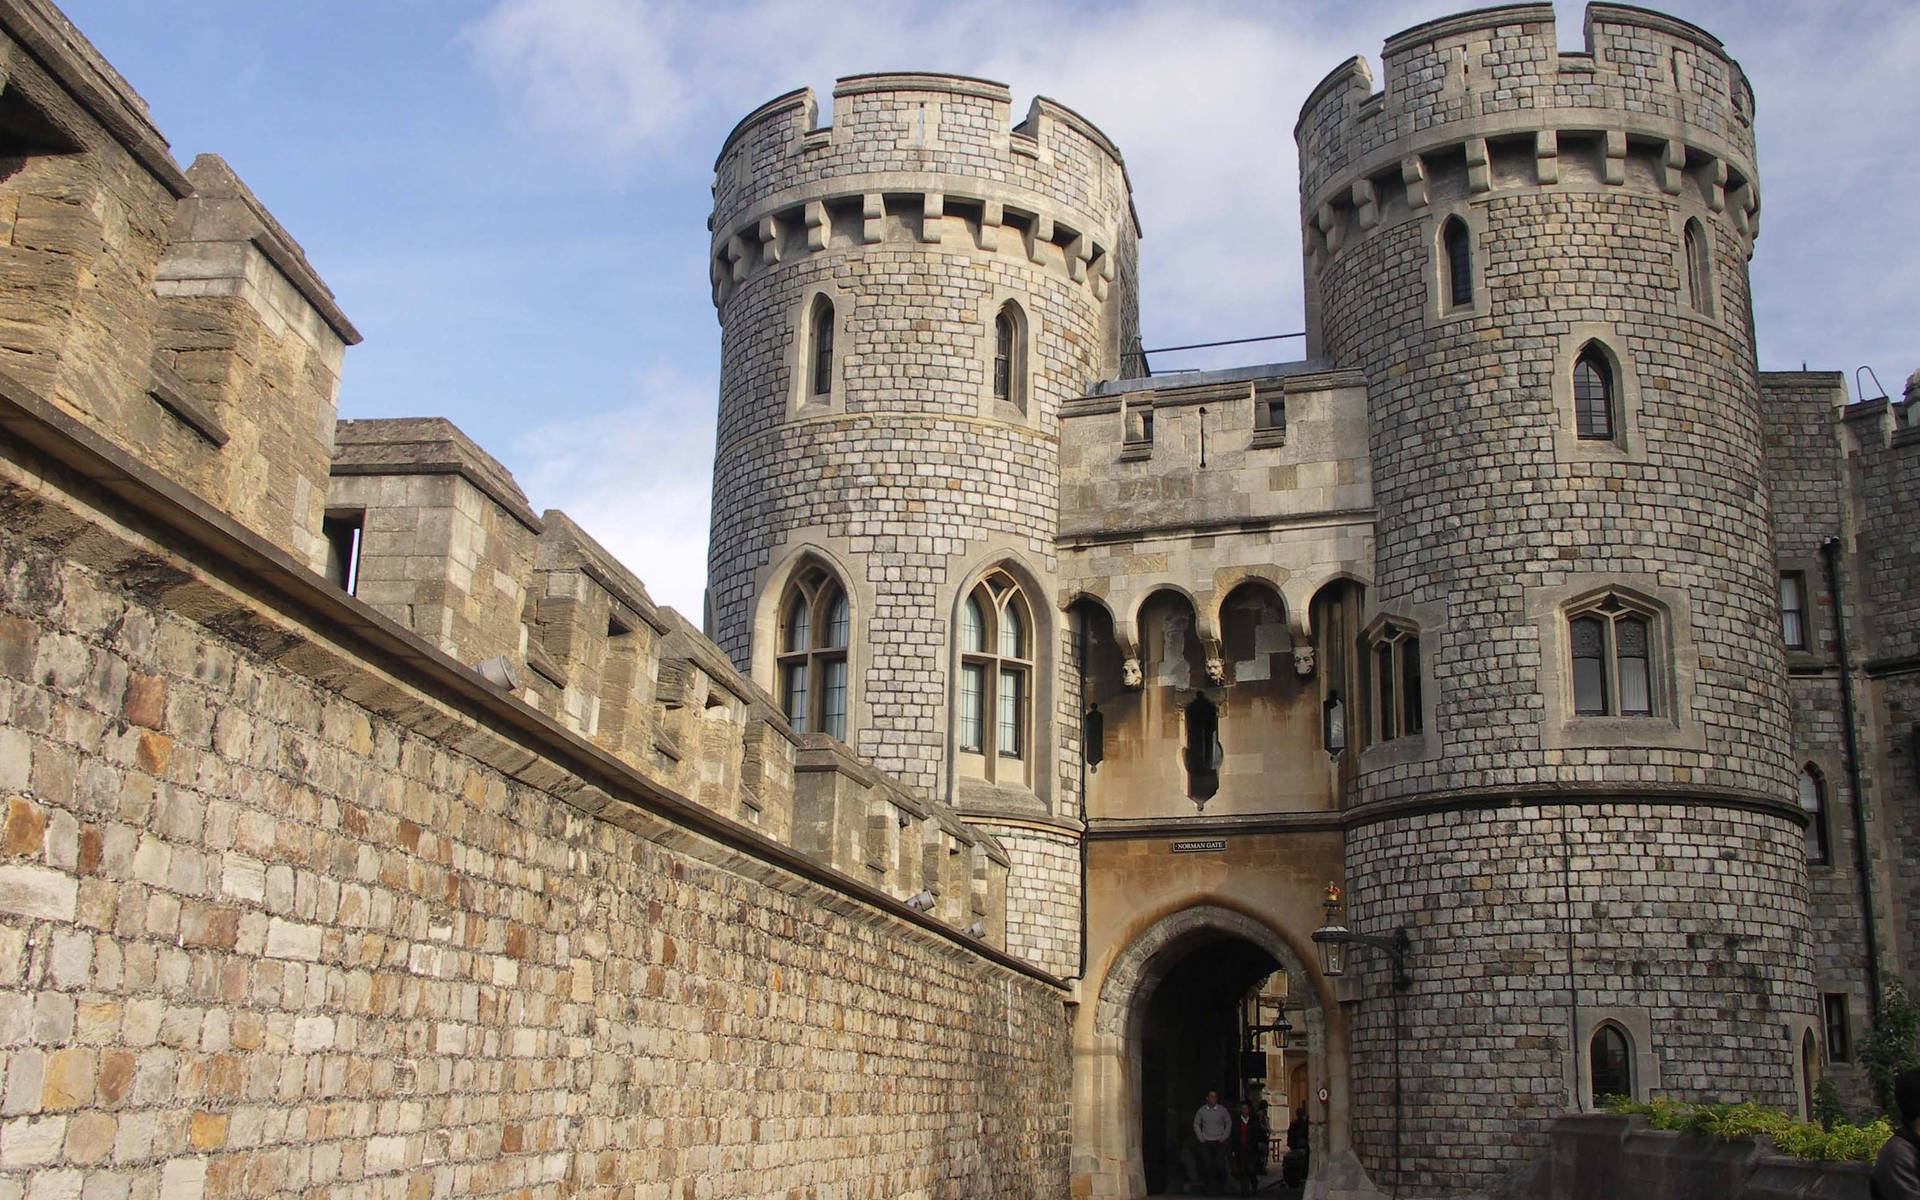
(1183, 694, 1220, 804)
(1443, 216, 1473, 308)
(994, 310, 1013, 401)
(1255, 385, 1286, 433)
(1084, 703, 1104, 770)
(1824, 994, 1851, 1062)
(322, 513, 363, 595)
(809, 297, 834, 398)
(1590, 1025, 1633, 1103)
(1574, 346, 1616, 440)
(0, 85, 80, 162)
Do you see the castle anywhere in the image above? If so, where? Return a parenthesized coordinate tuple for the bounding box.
(0, 1, 1913, 1199)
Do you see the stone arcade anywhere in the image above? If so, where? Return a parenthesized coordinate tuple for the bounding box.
(0, 2, 1915, 1199)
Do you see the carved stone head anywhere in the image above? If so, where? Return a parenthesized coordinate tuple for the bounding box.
(1292, 645, 1317, 678)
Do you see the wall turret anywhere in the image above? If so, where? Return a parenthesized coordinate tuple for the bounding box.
(706, 74, 1139, 975)
(1298, 5, 1812, 1192)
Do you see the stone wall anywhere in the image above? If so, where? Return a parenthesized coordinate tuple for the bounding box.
(1846, 396, 1920, 1005)
(1762, 372, 1876, 1111)
(0, 380, 1072, 1200)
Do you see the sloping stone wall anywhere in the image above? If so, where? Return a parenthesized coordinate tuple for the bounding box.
(0, 404, 1071, 1200)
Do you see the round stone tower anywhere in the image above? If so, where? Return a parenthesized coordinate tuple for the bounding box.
(706, 73, 1139, 975)
(1297, 5, 1814, 1191)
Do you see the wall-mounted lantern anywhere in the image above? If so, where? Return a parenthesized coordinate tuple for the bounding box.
(1311, 883, 1412, 991)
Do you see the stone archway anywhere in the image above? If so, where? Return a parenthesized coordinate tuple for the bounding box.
(1083, 904, 1348, 1199)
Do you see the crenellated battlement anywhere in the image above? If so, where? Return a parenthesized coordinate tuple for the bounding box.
(1296, 2, 1759, 268)
(709, 73, 1138, 314)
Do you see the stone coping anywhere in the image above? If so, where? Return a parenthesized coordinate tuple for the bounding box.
(0, 364, 1059, 987)
(0, 0, 191, 196)
(332, 416, 543, 535)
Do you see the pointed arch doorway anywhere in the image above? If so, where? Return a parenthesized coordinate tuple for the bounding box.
(1085, 905, 1352, 1198)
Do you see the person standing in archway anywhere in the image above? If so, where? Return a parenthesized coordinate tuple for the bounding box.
(1232, 1100, 1267, 1196)
(1193, 1090, 1232, 1193)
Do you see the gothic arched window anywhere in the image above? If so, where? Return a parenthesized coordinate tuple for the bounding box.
(1567, 591, 1661, 717)
(992, 302, 1028, 414)
(1684, 218, 1712, 314)
(1574, 345, 1616, 441)
(778, 565, 851, 740)
(1589, 1024, 1633, 1105)
(957, 571, 1032, 780)
(807, 295, 835, 400)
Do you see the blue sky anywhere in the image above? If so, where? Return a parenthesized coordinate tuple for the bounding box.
(61, 0, 1920, 617)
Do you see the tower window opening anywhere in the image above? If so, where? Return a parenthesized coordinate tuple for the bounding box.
(808, 295, 835, 399)
(1442, 215, 1473, 309)
(956, 571, 1033, 781)
(1574, 346, 1616, 441)
(777, 566, 851, 741)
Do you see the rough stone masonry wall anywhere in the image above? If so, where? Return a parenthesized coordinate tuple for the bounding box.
(1761, 373, 1875, 1112)
(0, 447, 1070, 1200)
(1346, 803, 1815, 1193)
(1847, 402, 1920, 1003)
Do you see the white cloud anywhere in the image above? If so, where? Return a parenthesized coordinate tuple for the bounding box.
(512, 361, 718, 620)
(466, 0, 692, 153)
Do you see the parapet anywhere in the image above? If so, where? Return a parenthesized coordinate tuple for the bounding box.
(709, 72, 1138, 312)
(1297, 3, 1758, 239)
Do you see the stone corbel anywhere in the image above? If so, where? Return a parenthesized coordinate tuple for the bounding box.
(757, 215, 783, 265)
(1027, 214, 1055, 264)
(1603, 130, 1628, 186)
(726, 234, 750, 283)
(1707, 159, 1728, 212)
(1121, 657, 1143, 689)
(1729, 181, 1754, 236)
(1465, 137, 1491, 194)
(1401, 156, 1428, 210)
(1317, 202, 1344, 254)
(1093, 250, 1114, 301)
(1205, 657, 1227, 687)
(921, 192, 945, 244)
(1068, 233, 1091, 282)
(1659, 140, 1686, 195)
(1534, 130, 1559, 186)
(805, 199, 828, 252)
(979, 199, 1003, 252)
(862, 193, 885, 245)
(1351, 179, 1378, 231)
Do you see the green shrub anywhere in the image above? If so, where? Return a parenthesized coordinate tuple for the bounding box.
(1598, 1095, 1890, 1163)
(1812, 1076, 1847, 1131)
(1864, 980, 1920, 1121)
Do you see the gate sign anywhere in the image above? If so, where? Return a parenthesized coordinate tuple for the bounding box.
(1170, 839, 1227, 853)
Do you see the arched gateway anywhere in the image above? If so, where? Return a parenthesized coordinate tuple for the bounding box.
(1079, 905, 1361, 1199)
